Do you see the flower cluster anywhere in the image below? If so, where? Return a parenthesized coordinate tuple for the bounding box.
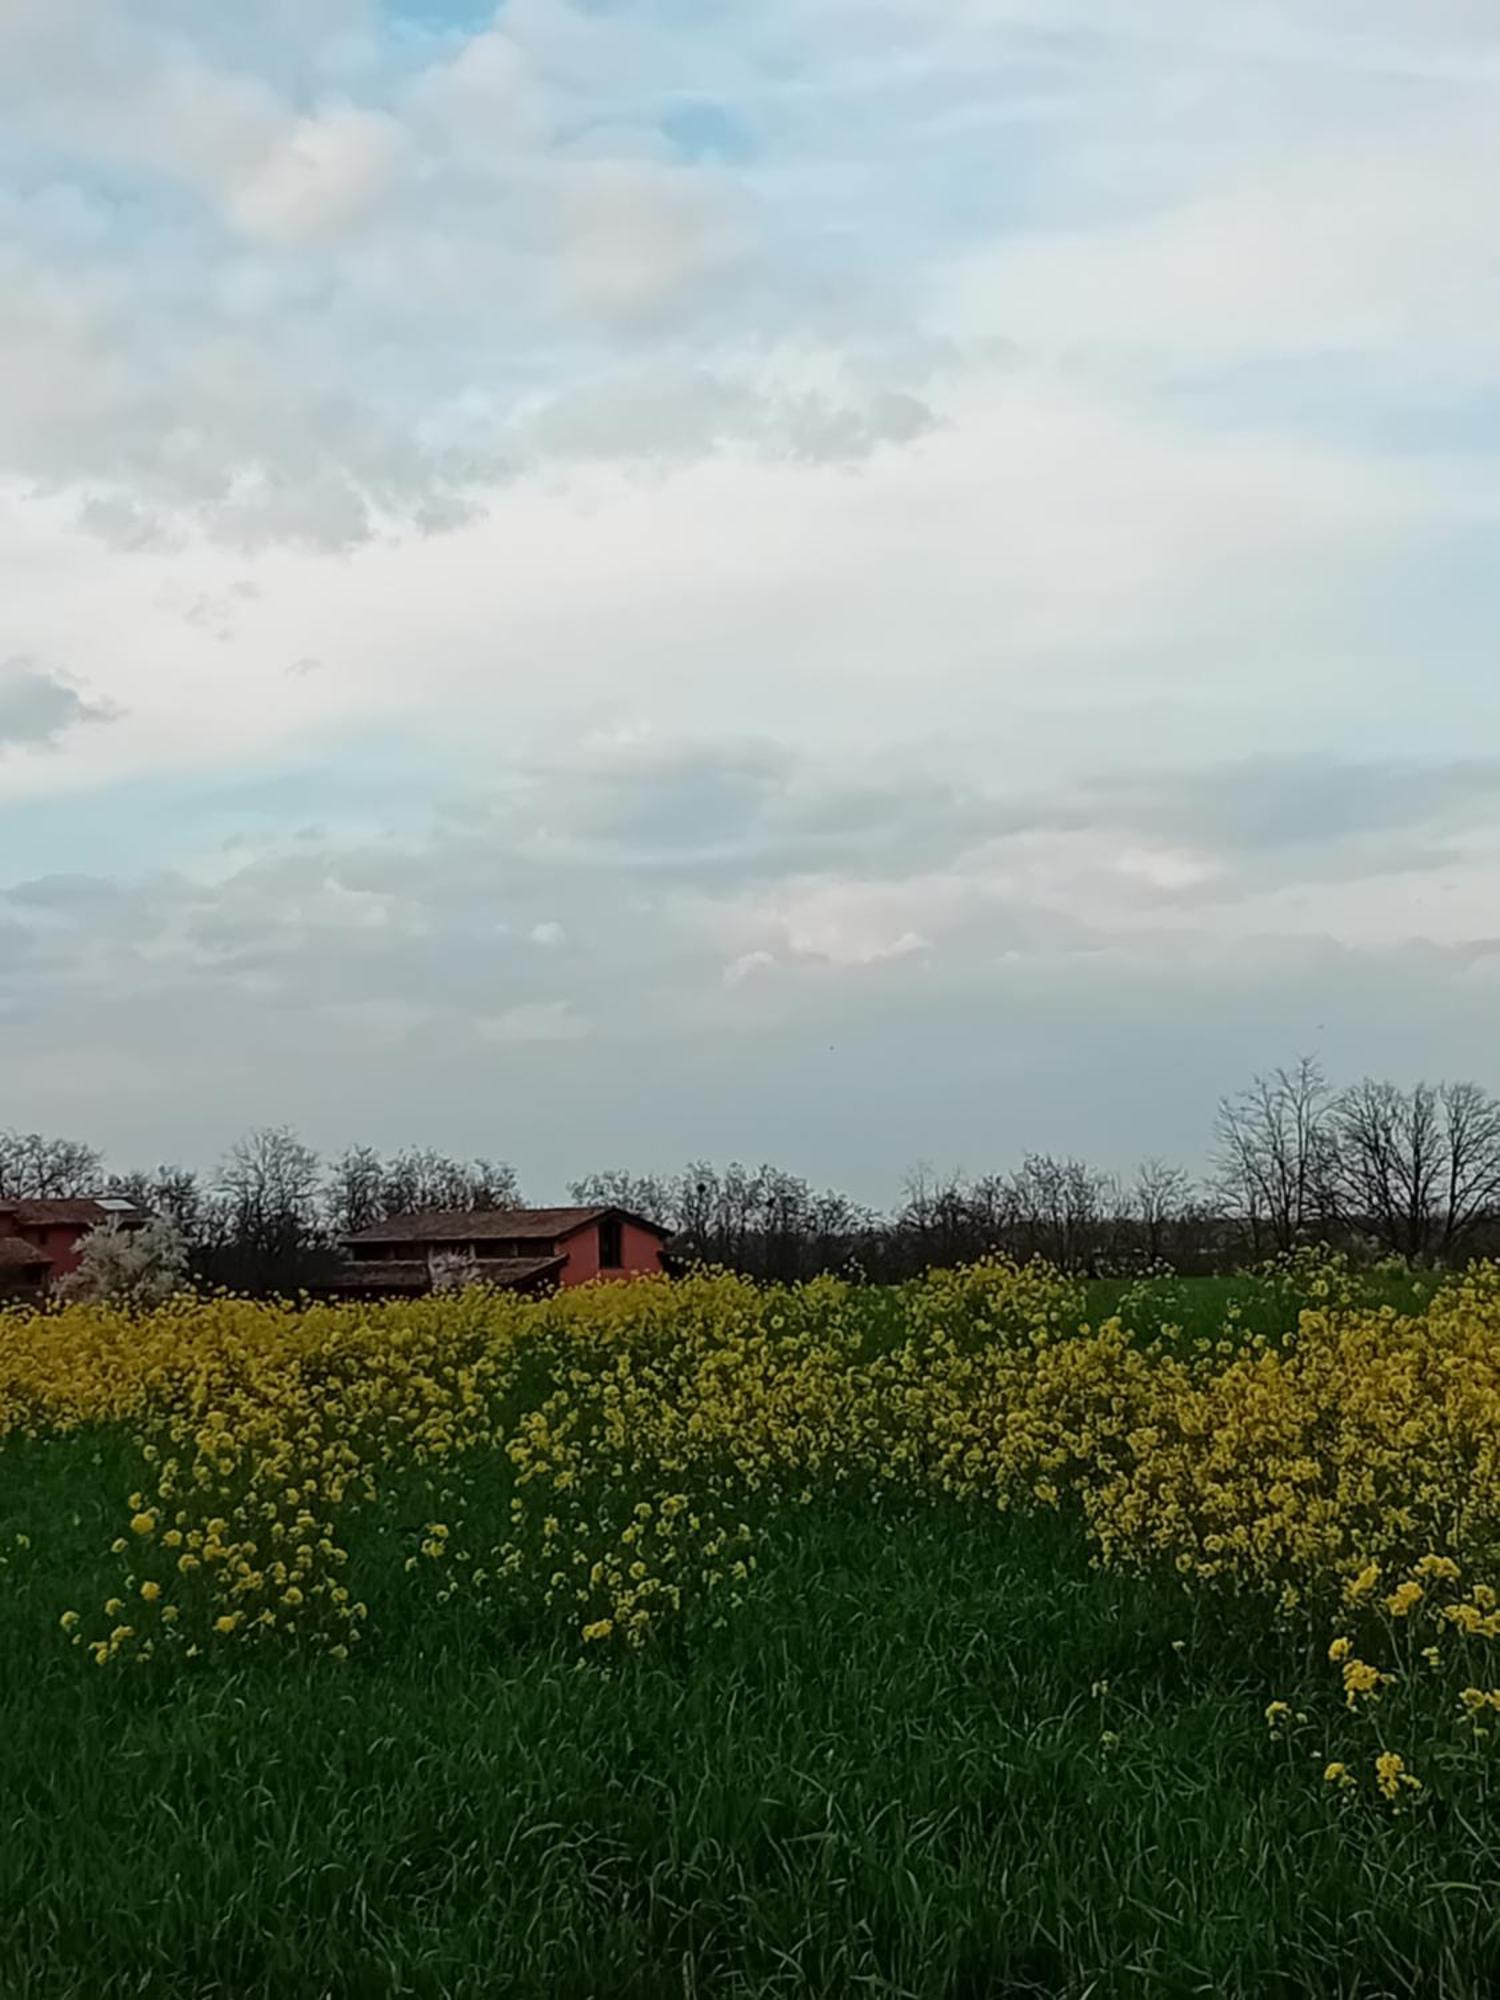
(10, 1255, 1500, 1805)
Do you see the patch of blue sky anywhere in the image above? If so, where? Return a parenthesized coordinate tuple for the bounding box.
(380, 0, 494, 31)
(659, 98, 757, 163)
(0, 753, 443, 888)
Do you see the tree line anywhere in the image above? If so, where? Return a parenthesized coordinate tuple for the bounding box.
(6, 1057, 1500, 1292)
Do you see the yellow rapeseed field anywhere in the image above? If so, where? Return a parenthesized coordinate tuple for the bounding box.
(9, 1257, 1500, 1812)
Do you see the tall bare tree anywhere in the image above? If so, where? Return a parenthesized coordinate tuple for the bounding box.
(1214, 1057, 1338, 1255)
(322, 1146, 388, 1237)
(1437, 1081, 1500, 1259)
(1129, 1158, 1193, 1264)
(212, 1126, 324, 1293)
(1332, 1078, 1500, 1262)
(1332, 1080, 1442, 1260)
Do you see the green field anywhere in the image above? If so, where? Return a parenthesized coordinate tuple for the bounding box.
(1, 1268, 1497, 1998)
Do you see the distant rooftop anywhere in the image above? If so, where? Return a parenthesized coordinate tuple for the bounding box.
(0, 1197, 146, 1225)
(343, 1205, 666, 1246)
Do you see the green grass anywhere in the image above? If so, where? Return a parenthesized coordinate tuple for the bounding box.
(3, 1406, 1500, 1999)
(0, 1272, 1483, 1997)
(1083, 1267, 1445, 1345)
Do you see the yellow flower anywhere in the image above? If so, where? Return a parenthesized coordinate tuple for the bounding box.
(130, 1511, 157, 1537)
(1264, 1701, 1291, 1729)
(1416, 1554, 1461, 1582)
(1345, 1563, 1381, 1603)
(1374, 1752, 1421, 1802)
(59, 1610, 79, 1632)
(140, 1580, 161, 1603)
(213, 1613, 241, 1635)
(1328, 1636, 1352, 1662)
(1323, 1762, 1353, 1788)
(1342, 1659, 1385, 1707)
(582, 1618, 614, 1643)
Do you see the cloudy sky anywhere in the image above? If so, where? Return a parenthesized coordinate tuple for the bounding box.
(3, 0, 1498, 1199)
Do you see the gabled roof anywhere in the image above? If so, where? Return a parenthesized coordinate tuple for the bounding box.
(342, 1205, 668, 1247)
(0, 1235, 51, 1271)
(319, 1255, 566, 1294)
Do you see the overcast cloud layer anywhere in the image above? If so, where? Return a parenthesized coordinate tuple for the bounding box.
(2, 0, 1498, 1197)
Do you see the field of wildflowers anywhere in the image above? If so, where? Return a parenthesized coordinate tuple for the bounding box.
(4, 1258, 1500, 1995)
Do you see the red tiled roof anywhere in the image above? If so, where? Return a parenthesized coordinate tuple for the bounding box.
(318, 1255, 566, 1295)
(0, 1235, 51, 1271)
(343, 1206, 666, 1247)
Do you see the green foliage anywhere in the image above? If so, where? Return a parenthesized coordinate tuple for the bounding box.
(0, 1272, 1493, 1995)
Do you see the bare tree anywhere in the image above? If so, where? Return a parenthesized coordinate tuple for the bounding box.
(1332, 1080, 1442, 1261)
(1331, 1078, 1500, 1263)
(1437, 1081, 1500, 1259)
(323, 1146, 387, 1237)
(379, 1148, 520, 1217)
(569, 1170, 675, 1225)
(0, 1130, 102, 1199)
(1004, 1154, 1119, 1270)
(1129, 1158, 1193, 1264)
(897, 1167, 979, 1271)
(1214, 1058, 1337, 1255)
(212, 1126, 324, 1293)
(106, 1166, 205, 1243)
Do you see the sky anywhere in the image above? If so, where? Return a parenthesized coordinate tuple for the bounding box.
(3, 0, 1500, 1202)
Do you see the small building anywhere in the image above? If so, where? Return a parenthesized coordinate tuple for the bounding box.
(0, 1196, 146, 1300)
(318, 1205, 671, 1300)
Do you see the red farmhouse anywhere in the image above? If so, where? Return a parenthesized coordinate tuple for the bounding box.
(322, 1206, 670, 1299)
(0, 1197, 145, 1300)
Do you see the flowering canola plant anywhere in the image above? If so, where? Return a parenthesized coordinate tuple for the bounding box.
(8, 1257, 1500, 1808)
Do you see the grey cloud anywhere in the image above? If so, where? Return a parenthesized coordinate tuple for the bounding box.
(11, 743, 1498, 1029)
(0, 661, 115, 748)
(1082, 754, 1500, 857)
(0, 738, 1020, 1032)
(6, 736, 1500, 1191)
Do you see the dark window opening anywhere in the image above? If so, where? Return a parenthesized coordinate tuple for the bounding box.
(598, 1215, 623, 1269)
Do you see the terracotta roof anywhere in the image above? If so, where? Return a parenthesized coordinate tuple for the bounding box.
(0, 1235, 51, 1271)
(318, 1255, 566, 1295)
(343, 1205, 666, 1247)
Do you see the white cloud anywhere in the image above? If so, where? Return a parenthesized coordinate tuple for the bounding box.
(226, 106, 405, 245)
(555, 160, 748, 326)
(724, 949, 776, 988)
(944, 118, 1500, 381)
(3, 0, 1500, 1181)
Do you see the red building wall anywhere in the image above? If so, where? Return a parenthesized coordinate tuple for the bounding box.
(558, 1217, 667, 1286)
(0, 1215, 95, 1282)
(35, 1225, 91, 1279)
